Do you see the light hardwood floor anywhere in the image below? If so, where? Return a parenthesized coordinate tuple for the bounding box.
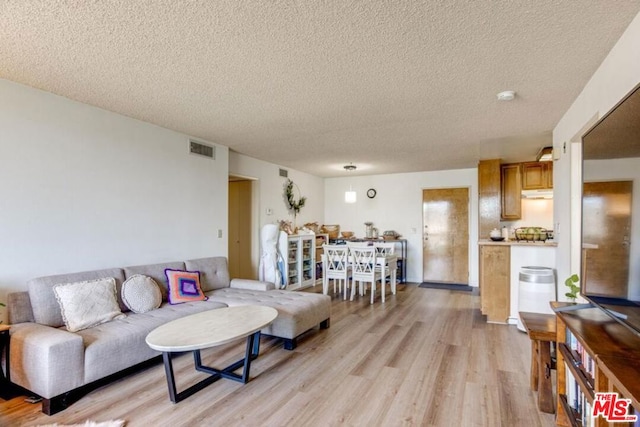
(0, 284, 556, 427)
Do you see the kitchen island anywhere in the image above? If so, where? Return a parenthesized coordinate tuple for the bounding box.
(478, 239, 557, 324)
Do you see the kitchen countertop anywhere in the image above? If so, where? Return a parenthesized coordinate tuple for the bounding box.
(478, 239, 558, 247)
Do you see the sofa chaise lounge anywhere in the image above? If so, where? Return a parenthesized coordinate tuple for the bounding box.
(6, 256, 331, 415)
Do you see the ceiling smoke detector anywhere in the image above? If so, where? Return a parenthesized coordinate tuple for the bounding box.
(497, 90, 516, 101)
(344, 164, 357, 171)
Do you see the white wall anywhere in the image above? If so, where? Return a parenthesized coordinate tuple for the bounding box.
(324, 168, 478, 285)
(584, 158, 640, 299)
(553, 11, 640, 297)
(228, 152, 325, 273)
(502, 198, 554, 231)
(0, 79, 229, 318)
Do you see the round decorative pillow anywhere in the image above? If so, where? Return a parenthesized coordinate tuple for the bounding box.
(121, 274, 162, 313)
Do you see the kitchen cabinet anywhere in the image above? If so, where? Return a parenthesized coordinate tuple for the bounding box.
(286, 235, 315, 290)
(546, 162, 553, 188)
(478, 159, 502, 239)
(522, 162, 553, 190)
(501, 163, 522, 220)
(480, 159, 552, 229)
(479, 244, 510, 323)
(479, 240, 557, 324)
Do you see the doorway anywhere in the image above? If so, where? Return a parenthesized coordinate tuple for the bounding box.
(422, 187, 469, 284)
(582, 180, 632, 297)
(228, 177, 254, 279)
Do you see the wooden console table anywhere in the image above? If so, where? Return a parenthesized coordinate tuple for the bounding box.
(519, 311, 557, 414)
(552, 302, 640, 427)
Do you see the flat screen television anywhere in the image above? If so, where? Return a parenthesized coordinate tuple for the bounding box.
(581, 84, 640, 337)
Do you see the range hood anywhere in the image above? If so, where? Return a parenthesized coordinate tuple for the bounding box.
(521, 189, 553, 199)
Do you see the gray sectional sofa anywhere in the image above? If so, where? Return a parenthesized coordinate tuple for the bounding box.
(6, 256, 331, 415)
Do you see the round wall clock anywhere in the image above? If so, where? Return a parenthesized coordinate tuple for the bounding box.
(367, 188, 377, 199)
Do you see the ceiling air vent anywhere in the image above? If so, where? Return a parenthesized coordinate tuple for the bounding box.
(279, 168, 288, 178)
(189, 140, 215, 159)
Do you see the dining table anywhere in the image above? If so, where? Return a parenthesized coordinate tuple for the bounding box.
(323, 249, 398, 302)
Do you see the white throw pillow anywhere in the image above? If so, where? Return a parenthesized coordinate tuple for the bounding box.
(121, 274, 162, 313)
(53, 277, 126, 332)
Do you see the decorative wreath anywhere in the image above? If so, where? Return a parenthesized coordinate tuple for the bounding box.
(285, 179, 306, 215)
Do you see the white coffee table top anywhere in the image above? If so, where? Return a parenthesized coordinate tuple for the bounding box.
(146, 306, 278, 352)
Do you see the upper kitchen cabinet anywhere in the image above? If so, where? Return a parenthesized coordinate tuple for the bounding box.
(522, 162, 553, 190)
(546, 162, 553, 188)
(478, 159, 502, 238)
(501, 163, 522, 220)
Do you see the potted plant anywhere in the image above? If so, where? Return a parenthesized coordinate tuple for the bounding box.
(564, 274, 580, 302)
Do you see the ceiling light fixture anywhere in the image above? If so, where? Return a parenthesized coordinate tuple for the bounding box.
(497, 90, 516, 101)
(536, 146, 554, 162)
(344, 164, 357, 203)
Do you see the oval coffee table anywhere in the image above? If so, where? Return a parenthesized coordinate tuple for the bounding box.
(146, 305, 278, 403)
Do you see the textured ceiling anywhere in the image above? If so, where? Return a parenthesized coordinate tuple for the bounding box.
(1, 1, 639, 177)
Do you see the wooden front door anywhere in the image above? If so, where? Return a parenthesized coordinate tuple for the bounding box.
(422, 188, 469, 284)
(228, 179, 253, 279)
(582, 180, 632, 297)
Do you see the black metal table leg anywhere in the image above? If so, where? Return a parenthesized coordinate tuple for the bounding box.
(162, 352, 178, 403)
(241, 332, 260, 383)
(161, 331, 262, 403)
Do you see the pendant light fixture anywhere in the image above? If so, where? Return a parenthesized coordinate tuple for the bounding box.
(344, 163, 357, 203)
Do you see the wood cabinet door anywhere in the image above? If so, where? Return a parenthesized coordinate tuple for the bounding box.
(545, 162, 553, 188)
(478, 159, 501, 239)
(522, 161, 554, 189)
(501, 163, 522, 220)
(479, 245, 510, 323)
(522, 162, 546, 189)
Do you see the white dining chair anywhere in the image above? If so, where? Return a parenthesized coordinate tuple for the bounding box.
(348, 245, 382, 304)
(322, 244, 352, 300)
(373, 242, 398, 301)
(373, 241, 395, 256)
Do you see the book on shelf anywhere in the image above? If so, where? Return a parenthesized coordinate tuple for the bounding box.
(565, 367, 595, 427)
(564, 328, 598, 427)
(566, 328, 595, 383)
